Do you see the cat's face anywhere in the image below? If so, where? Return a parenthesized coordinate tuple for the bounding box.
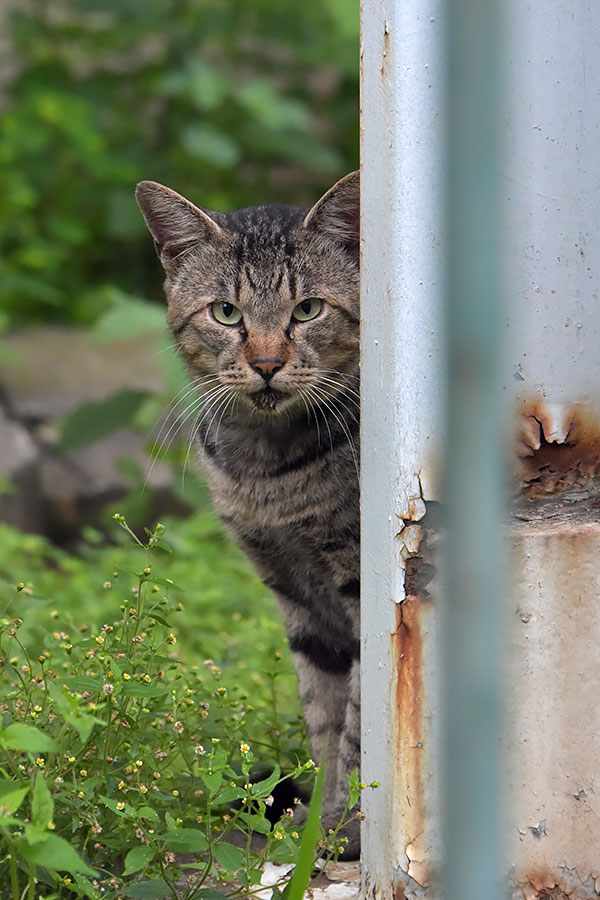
(136, 172, 359, 422)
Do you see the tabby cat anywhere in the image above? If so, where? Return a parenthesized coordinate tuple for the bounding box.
(135, 172, 361, 857)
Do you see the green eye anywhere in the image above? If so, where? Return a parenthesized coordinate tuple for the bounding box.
(292, 298, 323, 322)
(212, 302, 243, 326)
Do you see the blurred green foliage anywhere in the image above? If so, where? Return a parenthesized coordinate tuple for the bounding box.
(0, 0, 359, 327)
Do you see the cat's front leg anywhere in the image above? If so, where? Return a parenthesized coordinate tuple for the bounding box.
(292, 650, 361, 860)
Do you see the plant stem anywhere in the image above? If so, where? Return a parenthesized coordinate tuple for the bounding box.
(27, 863, 35, 900)
(9, 847, 19, 900)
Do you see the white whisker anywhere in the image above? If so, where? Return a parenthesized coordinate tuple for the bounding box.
(309, 384, 359, 478)
(297, 386, 320, 446)
(305, 386, 334, 458)
(182, 385, 232, 483)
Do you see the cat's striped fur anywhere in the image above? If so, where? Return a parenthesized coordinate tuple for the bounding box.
(136, 172, 361, 856)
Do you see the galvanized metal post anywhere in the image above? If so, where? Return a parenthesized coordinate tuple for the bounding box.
(360, 1, 445, 897)
(502, 3, 600, 897)
(361, 1, 600, 899)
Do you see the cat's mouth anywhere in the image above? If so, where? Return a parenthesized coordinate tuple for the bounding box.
(250, 386, 288, 413)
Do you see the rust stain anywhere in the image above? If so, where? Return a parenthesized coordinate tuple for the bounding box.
(392, 592, 426, 878)
(516, 880, 569, 900)
(512, 865, 600, 900)
(517, 399, 600, 496)
(392, 883, 407, 900)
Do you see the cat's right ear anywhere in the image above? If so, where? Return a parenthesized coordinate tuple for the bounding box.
(135, 181, 223, 270)
(302, 170, 360, 259)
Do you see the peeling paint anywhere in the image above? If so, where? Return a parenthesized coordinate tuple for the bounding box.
(527, 820, 547, 840)
(397, 524, 424, 559)
(392, 866, 429, 900)
(517, 399, 600, 495)
(509, 865, 600, 900)
(390, 503, 441, 893)
(408, 497, 427, 522)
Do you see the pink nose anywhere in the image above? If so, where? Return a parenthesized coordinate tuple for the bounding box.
(251, 358, 284, 380)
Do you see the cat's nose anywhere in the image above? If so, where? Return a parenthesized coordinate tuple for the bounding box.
(251, 358, 284, 382)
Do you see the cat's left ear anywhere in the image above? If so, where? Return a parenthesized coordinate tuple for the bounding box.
(302, 170, 360, 258)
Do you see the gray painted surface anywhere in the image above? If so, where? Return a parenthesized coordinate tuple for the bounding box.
(360, 0, 444, 896)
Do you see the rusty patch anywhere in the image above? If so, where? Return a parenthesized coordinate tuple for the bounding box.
(393, 594, 425, 863)
(511, 866, 600, 900)
(393, 883, 407, 900)
(517, 400, 600, 496)
(515, 884, 569, 900)
(391, 503, 440, 889)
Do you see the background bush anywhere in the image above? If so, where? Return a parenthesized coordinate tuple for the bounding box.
(0, 0, 359, 328)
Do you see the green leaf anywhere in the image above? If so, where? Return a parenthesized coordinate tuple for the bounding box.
(123, 844, 156, 875)
(63, 709, 103, 744)
(123, 881, 171, 900)
(99, 794, 134, 817)
(73, 872, 100, 899)
(24, 823, 49, 846)
(106, 656, 122, 678)
(212, 841, 244, 873)
(154, 539, 173, 553)
(237, 811, 271, 835)
(19, 833, 96, 876)
(238, 80, 308, 131)
(145, 575, 184, 592)
(121, 682, 169, 699)
(269, 835, 298, 864)
(58, 390, 149, 453)
(134, 805, 160, 822)
(346, 767, 361, 809)
(148, 613, 172, 627)
(48, 682, 105, 742)
(0, 780, 29, 814)
(282, 759, 325, 900)
(201, 769, 224, 795)
(162, 827, 208, 854)
(0, 723, 61, 753)
(215, 785, 245, 805)
(250, 764, 281, 799)
(0, 815, 26, 831)
(196, 891, 229, 900)
(93, 294, 167, 341)
(59, 676, 104, 694)
(180, 124, 240, 168)
(32, 772, 53, 831)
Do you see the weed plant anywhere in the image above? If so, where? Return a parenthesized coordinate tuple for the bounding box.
(0, 517, 374, 899)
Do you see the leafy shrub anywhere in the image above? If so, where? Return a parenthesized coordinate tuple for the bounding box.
(1, 0, 359, 328)
(0, 518, 372, 898)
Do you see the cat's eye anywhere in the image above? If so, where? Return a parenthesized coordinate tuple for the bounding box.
(212, 301, 243, 326)
(292, 298, 323, 322)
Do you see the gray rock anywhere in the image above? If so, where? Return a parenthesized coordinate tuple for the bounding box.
(0, 328, 191, 540)
(0, 406, 43, 532)
(0, 327, 165, 420)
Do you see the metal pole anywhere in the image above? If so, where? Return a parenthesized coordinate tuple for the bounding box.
(502, 3, 600, 896)
(444, 2, 504, 900)
(361, 1, 445, 897)
(361, 2, 600, 898)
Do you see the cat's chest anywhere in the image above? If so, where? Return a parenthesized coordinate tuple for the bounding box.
(199, 428, 358, 534)
(204, 450, 335, 531)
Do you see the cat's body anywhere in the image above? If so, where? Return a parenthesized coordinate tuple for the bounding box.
(136, 173, 361, 856)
